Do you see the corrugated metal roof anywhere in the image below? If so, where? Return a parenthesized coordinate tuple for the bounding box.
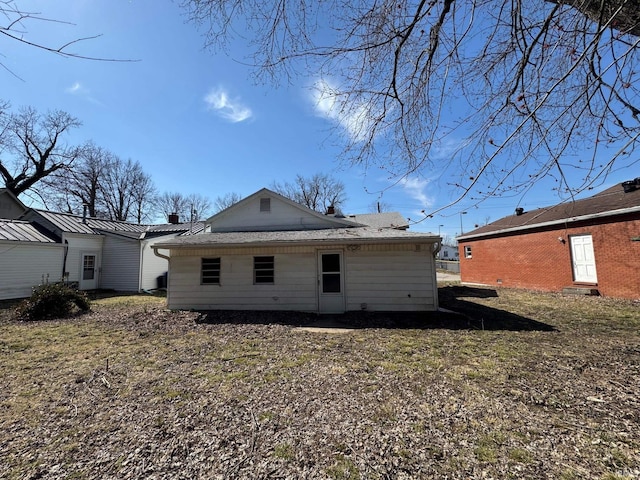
(35, 210, 150, 235)
(459, 182, 640, 240)
(0, 220, 59, 243)
(153, 227, 438, 249)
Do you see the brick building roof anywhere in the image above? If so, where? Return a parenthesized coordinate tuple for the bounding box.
(459, 179, 640, 240)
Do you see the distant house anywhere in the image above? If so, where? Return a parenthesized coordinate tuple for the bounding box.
(153, 188, 440, 313)
(437, 244, 459, 261)
(457, 179, 640, 300)
(0, 188, 203, 299)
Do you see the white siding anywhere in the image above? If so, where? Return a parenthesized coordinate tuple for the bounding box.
(166, 243, 438, 312)
(62, 234, 103, 286)
(101, 234, 140, 291)
(210, 194, 344, 232)
(0, 242, 64, 300)
(345, 247, 437, 311)
(140, 235, 175, 290)
(168, 251, 317, 311)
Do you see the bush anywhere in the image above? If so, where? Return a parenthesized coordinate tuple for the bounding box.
(14, 283, 91, 321)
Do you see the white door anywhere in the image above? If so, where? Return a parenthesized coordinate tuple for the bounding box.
(318, 251, 345, 313)
(570, 235, 598, 283)
(80, 253, 98, 290)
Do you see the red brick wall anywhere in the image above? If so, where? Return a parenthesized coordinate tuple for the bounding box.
(459, 216, 640, 300)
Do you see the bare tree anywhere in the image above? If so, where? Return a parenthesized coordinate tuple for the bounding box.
(101, 157, 148, 222)
(272, 173, 347, 212)
(183, 0, 640, 213)
(156, 192, 212, 222)
(42, 141, 111, 217)
(214, 192, 242, 212)
(0, 105, 82, 198)
(0, 1, 135, 78)
(130, 169, 157, 224)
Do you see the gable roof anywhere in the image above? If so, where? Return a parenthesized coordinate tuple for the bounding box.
(0, 219, 59, 243)
(459, 181, 640, 240)
(205, 188, 363, 231)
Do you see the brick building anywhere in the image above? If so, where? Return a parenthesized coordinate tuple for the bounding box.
(457, 179, 640, 300)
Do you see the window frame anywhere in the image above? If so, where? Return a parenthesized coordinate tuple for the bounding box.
(464, 245, 472, 259)
(253, 256, 274, 284)
(201, 257, 221, 285)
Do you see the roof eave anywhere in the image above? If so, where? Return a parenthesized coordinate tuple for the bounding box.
(458, 205, 640, 241)
(156, 235, 439, 250)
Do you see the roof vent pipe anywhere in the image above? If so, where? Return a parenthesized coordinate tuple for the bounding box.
(515, 207, 524, 216)
(622, 181, 637, 193)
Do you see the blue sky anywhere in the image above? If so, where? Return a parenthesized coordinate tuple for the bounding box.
(2, 0, 635, 238)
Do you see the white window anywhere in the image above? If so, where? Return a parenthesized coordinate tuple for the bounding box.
(464, 245, 472, 259)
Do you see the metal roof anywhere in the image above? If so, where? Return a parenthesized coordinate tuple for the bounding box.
(153, 226, 438, 249)
(34, 210, 149, 235)
(0, 219, 59, 243)
(459, 182, 640, 240)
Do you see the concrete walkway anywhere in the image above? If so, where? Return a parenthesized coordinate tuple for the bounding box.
(437, 271, 461, 282)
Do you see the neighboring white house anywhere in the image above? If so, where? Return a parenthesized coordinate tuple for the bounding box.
(153, 188, 441, 313)
(437, 244, 459, 261)
(0, 219, 64, 300)
(0, 188, 204, 298)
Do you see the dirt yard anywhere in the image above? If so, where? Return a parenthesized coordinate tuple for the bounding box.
(0, 287, 638, 479)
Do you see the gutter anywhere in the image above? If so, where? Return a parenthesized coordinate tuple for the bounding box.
(458, 205, 640, 241)
(152, 245, 170, 260)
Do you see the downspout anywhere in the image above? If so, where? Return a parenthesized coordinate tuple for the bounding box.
(152, 246, 170, 261)
(62, 239, 69, 284)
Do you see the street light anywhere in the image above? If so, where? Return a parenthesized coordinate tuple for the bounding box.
(438, 224, 444, 236)
(460, 212, 467, 234)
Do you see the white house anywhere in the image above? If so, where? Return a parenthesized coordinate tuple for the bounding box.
(153, 188, 441, 313)
(0, 219, 64, 300)
(0, 189, 203, 298)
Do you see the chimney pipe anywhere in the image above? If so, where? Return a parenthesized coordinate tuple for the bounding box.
(168, 212, 179, 224)
(82, 203, 88, 224)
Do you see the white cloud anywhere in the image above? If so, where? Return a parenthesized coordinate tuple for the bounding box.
(204, 87, 252, 123)
(65, 82, 102, 106)
(312, 78, 374, 142)
(66, 82, 83, 94)
(399, 177, 433, 209)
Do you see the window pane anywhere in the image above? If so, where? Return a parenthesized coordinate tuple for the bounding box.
(254, 256, 274, 284)
(83, 256, 95, 280)
(321, 253, 340, 273)
(201, 258, 221, 284)
(322, 273, 341, 293)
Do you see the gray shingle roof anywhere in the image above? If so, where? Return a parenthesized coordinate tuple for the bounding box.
(153, 227, 438, 249)
(343, 212, 409, 229)
(0, 219, 59, 243)
(459, 181, 640, 240)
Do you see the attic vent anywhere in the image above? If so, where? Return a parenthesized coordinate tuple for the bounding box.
(260, 197, 271, 212)
(515, 207, 525, 216)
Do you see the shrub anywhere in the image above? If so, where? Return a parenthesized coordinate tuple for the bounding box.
(14, 283, 91, 321)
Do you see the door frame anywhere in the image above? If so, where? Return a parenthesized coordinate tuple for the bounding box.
(317, 250, 345, 314)
(79, 251, 100, 290)
(570, 234, 598, 284)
